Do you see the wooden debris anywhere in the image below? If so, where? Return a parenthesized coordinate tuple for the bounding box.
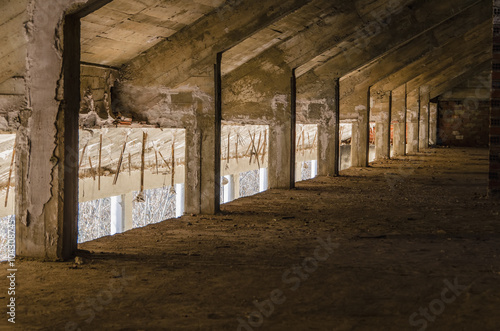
(261, 129, 267, 164)
(88, 156, 95, 180)
(112, 134, 128, 185)
(79, 140, 88, 169)
(158, 151, 171, 171)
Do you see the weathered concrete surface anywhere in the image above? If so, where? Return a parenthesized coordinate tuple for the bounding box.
(15, 0, 92, 260)
(371, 91, 391, 160)
(297, 71, 339, 176)
(419, 86, 430, 150)
(391, 84, 406, 157)
(297, 0, 481, 77)
(350, 90, 369, 168)
(222, 48, 292, 189)
(431, 61, 491, 100)
(429, 102, 438, 145)
(0, 0, 28, 85)
(372, 19, 492, 95)
(406, 89, 419, 155)
(339, 1, 491, 120)
(122, 0, 312, 88)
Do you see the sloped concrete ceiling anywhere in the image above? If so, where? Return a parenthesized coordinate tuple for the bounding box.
(81, 0, 225, 67)
(0, 0, 28, 85)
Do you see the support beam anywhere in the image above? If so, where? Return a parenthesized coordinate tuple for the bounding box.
(391, 85, 407, 157)
(406, 89, 420, 154)
(16, 11, 80, 259)
(125, 0, 312, 87)
(290, 70, 297, 188)
(311, 160, 318, 178)
(110, 195, 125, 235)
(176, 184, 185, 218)
(350, 89, 370, 167)
(429, 102, 438, 145)
(419, 86, 430, 150)
(317, 79, 340, 176)
(371, 90, 391, 160)
(223, 175, 234, 203)
(234, 173, 241, 199)
(184, 57, 220, 215)
(259, 168, 268, 193)
(297, 73, 339, 177)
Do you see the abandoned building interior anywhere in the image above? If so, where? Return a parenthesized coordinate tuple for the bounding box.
(0, 0, 500, 329)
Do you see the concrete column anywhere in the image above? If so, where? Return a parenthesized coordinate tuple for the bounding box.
(223, 175, 234, 203)
(175, 184, 184, 218)
(295, 161, 303, 182)
(184, 63, 220, 214)
(234, 173, 241, 199)
(311, 160, 318, 178)
(406, 89, 420, 154)
(16, 12, 80, 259)
(391, 85, 407, 157)
(110, 195, 125, 235)
(351, 90, 370, 167)
(317, 79, 340, 176)
(259, 168, 268, 192)
(268, 100, 292, 189)
(419, 86, 430, 150)
(372, 91, 391, 160)
(429, 102, 438, 145)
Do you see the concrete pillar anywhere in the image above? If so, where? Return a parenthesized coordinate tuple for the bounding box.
(16, 11, 81, 259)
(317, 79, 340, 176)
(295, 161, 303, 182)
(429, 102, 438, 145)
(268, 100, 292, 189)
(234, 173, 241, 199)
(351, 90, 370, 167)
(419, 86, 430, 150)
(259, 168, 268, 192)
(406, 89, 420, 154)
(175, 184, 185, 218)
(111, 195, 125, 235)
(184, 61, 220, 214)
(110, 193, 134, 233)
(311, 160, 318, 178)
(372, 91, 391, 160)
(391, 85, 407, 157)
(223, 175, 234, 203)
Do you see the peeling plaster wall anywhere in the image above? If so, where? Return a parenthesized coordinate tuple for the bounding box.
(0, 95, 24, 132)
(297, 70, 338, 176)
(80, 65, 118, 121)
(16, 0, 93, 259)
(222, 48, 292, 188)
(110, 81, 216, 214)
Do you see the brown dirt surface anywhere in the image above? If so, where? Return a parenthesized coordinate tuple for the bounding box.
(1, 147, 500, 330)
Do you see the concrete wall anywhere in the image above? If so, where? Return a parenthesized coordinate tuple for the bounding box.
(80, 65, 119, 121)
(438, 100, 490, 147)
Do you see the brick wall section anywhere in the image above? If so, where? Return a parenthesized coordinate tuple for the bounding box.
(437, 100, 490, 147)
(80, 65, 119, 119)
(492, 1, 500, 196)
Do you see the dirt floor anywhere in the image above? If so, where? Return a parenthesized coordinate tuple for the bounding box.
(1, 147, 500, 331)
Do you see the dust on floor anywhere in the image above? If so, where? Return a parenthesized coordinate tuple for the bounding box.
(1, 147, 500, 331)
